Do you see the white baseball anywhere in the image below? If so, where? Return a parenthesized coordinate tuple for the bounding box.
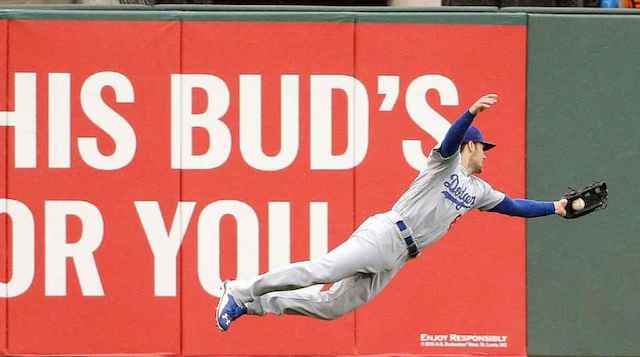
(572, 198, 585, 211)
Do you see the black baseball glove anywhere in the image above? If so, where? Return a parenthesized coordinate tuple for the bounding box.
(562, 181, 608, 219)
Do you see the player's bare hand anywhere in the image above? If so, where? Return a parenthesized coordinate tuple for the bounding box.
(469, 94, 498, 115)
(554, 198, 568, 217)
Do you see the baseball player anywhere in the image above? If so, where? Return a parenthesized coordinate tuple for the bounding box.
(215, 93, 569, 331)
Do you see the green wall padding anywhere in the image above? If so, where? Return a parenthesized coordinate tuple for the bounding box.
(527, 13, 640, 357)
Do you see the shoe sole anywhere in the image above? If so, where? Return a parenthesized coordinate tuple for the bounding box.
(215, 281, 229, 331)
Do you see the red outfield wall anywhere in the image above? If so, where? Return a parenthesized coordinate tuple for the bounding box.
(0, 12, 526, 356)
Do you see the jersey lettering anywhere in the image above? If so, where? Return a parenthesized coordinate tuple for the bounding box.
(441, 174, 476, 210)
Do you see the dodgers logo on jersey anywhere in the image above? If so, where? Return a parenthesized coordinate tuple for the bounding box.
(442, 174, 476, 210)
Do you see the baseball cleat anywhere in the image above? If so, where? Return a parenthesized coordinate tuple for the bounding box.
(215, 281, 247, 331)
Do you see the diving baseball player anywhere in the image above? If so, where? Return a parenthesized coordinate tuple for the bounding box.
(215, 93, 569, 331)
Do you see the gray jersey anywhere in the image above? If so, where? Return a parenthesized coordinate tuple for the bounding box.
(391, 145, 505, 251)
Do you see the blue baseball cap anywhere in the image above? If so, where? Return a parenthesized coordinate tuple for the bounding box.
(462, 126, 496, 151)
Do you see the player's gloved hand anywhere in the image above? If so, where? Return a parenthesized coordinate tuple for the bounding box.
(554, 199, 568, 217)
(469, 94, 498, 115)
(561, 181, 608, 219)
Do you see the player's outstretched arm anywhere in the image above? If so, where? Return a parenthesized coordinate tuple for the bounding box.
(489, 196, 568, 218)
(439, 94, 498, 158)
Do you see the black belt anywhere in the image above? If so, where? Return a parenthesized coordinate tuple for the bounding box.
(395, 220, 419, 259)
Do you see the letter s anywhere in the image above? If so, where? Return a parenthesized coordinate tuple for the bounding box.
(403, 75, 458, 171)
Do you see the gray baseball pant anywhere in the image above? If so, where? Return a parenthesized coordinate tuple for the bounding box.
(229, 212, 410, 320)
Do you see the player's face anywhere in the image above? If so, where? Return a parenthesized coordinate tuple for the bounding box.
(469, 142, 487, 174)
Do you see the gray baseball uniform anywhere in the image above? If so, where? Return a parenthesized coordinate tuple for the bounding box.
(228, 145, 504, 320)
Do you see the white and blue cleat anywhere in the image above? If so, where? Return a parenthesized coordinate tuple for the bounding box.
(215, 281, 247, 331)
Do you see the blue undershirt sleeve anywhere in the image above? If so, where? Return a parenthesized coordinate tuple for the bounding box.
(489, 196, 555, 218)
(439, 110, 476, 158)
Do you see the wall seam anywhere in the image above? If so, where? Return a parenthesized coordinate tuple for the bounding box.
(351, 13, 358, 357)
(178, 15, 184, 357)
(5, 16, 10, 356)
(523, 12, 530, 357)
